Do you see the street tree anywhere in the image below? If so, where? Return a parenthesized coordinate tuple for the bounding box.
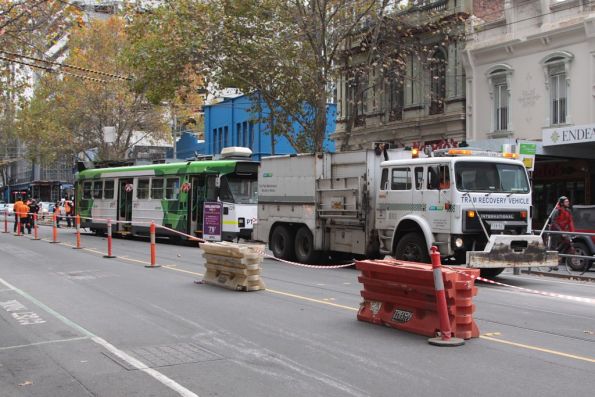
(0, 0, 80, 187)
(19, 17, 168, 162)
(125, 0, 397, 153)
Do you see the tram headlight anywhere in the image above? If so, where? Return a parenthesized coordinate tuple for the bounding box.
(238, 217, 245, 228)
(455, 237, 464, 248)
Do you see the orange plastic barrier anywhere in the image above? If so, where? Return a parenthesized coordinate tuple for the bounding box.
(355, 259, 479, 340)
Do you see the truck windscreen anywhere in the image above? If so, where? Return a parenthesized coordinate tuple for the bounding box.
(455, 162, 530, 193)
(219, 175, 258, 204)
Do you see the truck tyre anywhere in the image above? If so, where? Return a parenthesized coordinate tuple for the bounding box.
(294, 227, 319, 264)
(570, 241, 591, 271)
(270, 225, 295, 261)
(479, 268, 504, 278)
(394, 232, 430, 263)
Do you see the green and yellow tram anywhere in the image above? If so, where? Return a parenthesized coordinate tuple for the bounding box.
(75, 148, 258, 241)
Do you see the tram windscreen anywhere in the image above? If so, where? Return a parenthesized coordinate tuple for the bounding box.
(220, 174, 258, 204)
(455, 162, 530, 193)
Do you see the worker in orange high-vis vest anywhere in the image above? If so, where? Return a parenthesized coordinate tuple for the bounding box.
(64, 200, 72, 227)
(13, 197, 23, 233)
(17, 200, 30, 234)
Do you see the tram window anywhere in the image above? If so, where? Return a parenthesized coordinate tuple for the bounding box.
(83, 182, 92, 199)
(166, 178, 179, 200)
(104, 180, 114, 199)
(206, 176, 217, 201)
(137, 179, 150, 199)
(151, 178, 164, 199)
(92, 181, 103, 199)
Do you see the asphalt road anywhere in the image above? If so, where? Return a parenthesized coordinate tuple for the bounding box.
(0, 225, 594, 397)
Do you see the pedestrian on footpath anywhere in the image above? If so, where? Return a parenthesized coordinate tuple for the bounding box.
(13, 197, 23, 233)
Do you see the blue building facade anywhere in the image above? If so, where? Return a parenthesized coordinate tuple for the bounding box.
(175, 131, 205, 160)
(202, 94, 336, 159)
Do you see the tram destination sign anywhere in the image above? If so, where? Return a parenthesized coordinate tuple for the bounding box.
(542, 123, 595, 146)
(203, 202, 223, 242)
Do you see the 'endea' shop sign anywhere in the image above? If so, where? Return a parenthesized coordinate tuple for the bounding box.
(543, 123, 595, 146)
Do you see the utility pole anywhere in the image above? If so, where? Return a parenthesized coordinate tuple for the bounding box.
(172, 109, 177, 161)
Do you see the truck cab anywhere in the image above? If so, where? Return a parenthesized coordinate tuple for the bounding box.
(377, 149, 553, 277)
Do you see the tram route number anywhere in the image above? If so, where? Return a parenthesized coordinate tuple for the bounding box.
(0, 299, 46, 325)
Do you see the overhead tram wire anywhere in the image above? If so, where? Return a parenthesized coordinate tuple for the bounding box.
(0, 55, 110, 84)
(0, 49, 132, 81)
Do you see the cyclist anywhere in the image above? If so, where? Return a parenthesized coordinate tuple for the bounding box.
(551, 196, 576, 269)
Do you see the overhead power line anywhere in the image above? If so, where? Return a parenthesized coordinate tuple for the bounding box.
(0, 55, 110, 84)
(0, 49, 133, 81)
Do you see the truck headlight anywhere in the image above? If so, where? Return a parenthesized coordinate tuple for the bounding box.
(455, 237, 464, 248)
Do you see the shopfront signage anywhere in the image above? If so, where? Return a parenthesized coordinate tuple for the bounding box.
(542, 123, 595, 146)
(517, 142, 536, 171)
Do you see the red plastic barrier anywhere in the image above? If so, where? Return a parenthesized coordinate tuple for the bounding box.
(355, 258, 479, 340)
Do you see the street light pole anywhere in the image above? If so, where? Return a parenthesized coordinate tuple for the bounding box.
(172, 113, 177, 161)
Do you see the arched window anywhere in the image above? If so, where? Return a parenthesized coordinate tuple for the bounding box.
(486, 64, 513, 133)
(429, 48, 446, 115)
(541, 51, 573, 126)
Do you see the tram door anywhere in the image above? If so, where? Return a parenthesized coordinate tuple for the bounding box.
(189, 174, 218, 237)
(118, 178, 133, 231)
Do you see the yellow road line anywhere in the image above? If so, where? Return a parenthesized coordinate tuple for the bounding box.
(266, 288, 359, 311)
(162, 266, 203, 276)
(480, 335, 595, 363)
(36, 240, 595, 364)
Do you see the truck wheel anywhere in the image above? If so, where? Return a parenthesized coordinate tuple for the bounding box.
(569, 242, 591, 272)
(480, 268, 504, 278)
(294, 227, 319, 264)
(394, 232, 430, 263)
(270, 225, 295, 261)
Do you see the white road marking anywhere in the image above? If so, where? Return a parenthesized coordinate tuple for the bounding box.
(0, 336, 90, 351)
(0, 277, 199, 397)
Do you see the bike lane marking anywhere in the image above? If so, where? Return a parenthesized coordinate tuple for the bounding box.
(0, 337, 90, 352)
(0, 276, 199, 397)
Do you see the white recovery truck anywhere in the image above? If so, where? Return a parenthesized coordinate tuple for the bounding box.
(254, 148, 557, 278)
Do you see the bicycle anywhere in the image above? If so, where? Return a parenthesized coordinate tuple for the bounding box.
(549, 233, 594, 275)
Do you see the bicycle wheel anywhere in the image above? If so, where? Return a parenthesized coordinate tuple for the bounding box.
(573, 242, 593, 276)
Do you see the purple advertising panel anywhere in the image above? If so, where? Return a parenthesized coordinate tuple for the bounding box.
(203, 202, 223, 241)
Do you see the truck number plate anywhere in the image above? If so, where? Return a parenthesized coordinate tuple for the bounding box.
(491, 222, 505, 230)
